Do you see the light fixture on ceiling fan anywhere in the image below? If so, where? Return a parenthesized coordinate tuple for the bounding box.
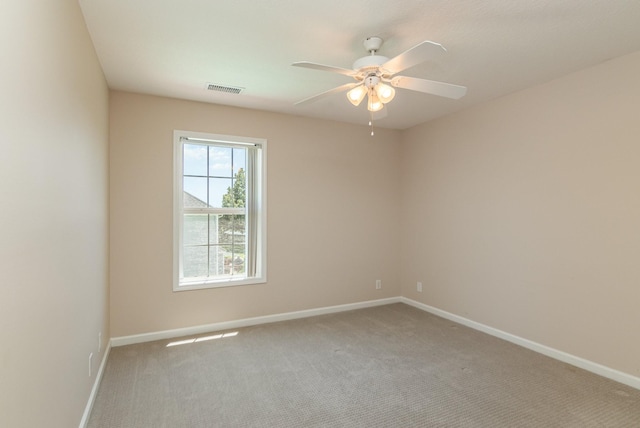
(292, 36, 467, 121)
(346, 74, 395, 112)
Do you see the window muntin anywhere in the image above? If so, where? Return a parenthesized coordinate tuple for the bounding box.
(174, 131, 266, 290)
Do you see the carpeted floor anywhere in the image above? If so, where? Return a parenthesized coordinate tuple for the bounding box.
(88, 303, 640, 427)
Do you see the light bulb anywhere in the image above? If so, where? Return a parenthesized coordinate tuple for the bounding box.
(367, 91, 383, 112)
(375, 83, 395, 104)
(347, 85, 366, 106)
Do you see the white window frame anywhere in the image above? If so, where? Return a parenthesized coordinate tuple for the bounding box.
(173, 130, 267, 291)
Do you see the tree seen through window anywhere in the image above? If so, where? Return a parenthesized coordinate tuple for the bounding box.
(220, 168, 246, 274)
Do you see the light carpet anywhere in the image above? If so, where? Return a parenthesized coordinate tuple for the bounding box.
(88, 303, 640, 427)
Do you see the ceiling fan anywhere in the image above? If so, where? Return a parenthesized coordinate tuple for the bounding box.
(292, 37, 467, 114)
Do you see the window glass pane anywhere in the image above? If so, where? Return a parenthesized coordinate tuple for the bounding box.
(233, 148, 246, 174)
(230, 246, 246, 274)
(183, 144, 207, 176)
(218, 245, 246, 276)
(184, 214, 208, 246)
(183, 246, 208, 278)
(209, 177, 232, 208)
(232, 214, 246, 244)
(230, 169, 246, 208)
(216, 214, 233, 245)
(208, 245, 225, 276)
(184, 177, 208, 207)
(207, 214, 220, 245)
(209, 146, 232, 177)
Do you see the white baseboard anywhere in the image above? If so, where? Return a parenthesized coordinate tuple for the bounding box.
(111, 297, 401, 347)
(108, 295, 639, 391)
(79, 340, 112, 428)
(400, 297, 640, 391)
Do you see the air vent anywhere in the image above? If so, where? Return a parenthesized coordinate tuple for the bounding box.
(205, 83, 244, 94)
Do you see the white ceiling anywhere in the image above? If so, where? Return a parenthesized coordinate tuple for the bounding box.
(80, 0, 640, 130)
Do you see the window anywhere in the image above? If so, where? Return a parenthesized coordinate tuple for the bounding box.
(174, 130, 266, 290)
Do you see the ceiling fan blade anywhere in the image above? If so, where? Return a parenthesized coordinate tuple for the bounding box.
(391, 76, 467, 99)
(292, 61, 356, 77)
(294, 82, 359, 106)
(382, 41, 446, 75)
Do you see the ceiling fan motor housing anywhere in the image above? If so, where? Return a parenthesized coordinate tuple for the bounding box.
(364, 75, 380, 88)
(353, 36, 388, 72)
(363, 36, 383, 52)
(353, 55, 389, 71)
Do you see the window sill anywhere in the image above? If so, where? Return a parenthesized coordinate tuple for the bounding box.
(174, 276, 266, 292)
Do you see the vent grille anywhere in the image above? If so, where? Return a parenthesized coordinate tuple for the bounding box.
(205, 83, 244, 94)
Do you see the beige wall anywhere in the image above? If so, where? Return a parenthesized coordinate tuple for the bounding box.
(0, 1, 109, 427)
(401, 51, 640, 377)
(109, 92, 401, 337)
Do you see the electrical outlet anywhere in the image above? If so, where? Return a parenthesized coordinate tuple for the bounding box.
(375, 279, 382, 290)
(89, 353, 93, 377)
(417, 282, 423, 292)
(98, 332, 102, 353)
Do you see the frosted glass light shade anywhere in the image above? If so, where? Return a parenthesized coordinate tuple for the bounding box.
(375, 83, 395, 103)
(367, 91, 383, 112)
(347, 85, 367, 106)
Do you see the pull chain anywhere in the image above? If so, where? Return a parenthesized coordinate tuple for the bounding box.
(369, 111, 375, 136)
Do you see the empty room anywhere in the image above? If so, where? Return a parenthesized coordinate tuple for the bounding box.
(2, 0, 640, 427)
